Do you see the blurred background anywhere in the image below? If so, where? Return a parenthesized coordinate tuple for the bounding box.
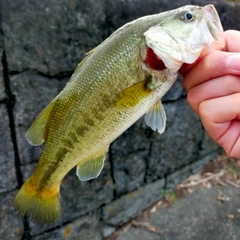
(0, 0, 240, 239)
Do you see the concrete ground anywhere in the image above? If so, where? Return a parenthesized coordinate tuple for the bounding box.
(106, 153, 240, 240)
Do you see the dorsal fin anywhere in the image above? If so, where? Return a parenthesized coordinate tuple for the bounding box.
(73, 48, 96, 74)
(26, 100, 56, 146)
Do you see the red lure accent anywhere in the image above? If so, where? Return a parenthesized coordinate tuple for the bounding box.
(146, 47, 166, 71)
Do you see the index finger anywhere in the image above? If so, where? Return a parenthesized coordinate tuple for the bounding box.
(181, 30, 240, 91)
(182, 51, 239, 92)
(224, 30, 240, 52)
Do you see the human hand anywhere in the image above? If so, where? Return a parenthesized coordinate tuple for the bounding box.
(180, 30, 240, 159)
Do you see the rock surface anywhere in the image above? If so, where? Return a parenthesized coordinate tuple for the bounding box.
(0, 190, 23, 239)
(1, 0, 107, 76)
(102, 179, 165, 226)
(0, 105, 17, 193)
(33, 215, 102, 240)
(0, 35, 5, 101)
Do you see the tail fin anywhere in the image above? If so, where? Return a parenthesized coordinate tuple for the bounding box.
(14, 179, 61, 224)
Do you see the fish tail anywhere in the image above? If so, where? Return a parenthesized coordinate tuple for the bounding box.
(14, 178, 61, 224)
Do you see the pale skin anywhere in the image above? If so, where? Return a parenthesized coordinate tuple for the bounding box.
(180, 30, 240, 159)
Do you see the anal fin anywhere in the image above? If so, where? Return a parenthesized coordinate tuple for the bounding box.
(145, 100, 167, 134)
(76, 146, 109, 181)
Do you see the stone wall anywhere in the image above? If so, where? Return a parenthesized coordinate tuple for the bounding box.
(0, 0, 239, 239)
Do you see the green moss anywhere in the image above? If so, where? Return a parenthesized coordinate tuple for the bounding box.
(224, 0, 240, 2)
(229, 164, 240, 175)
(160, 191, 178, 202)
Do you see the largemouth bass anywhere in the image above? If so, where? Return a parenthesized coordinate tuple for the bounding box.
(14, 5, 224, 224)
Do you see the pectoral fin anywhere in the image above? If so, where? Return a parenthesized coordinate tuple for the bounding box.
(145, 100, 166, 134)
(76, 147, 109, 181)
(26, 100, 56, 146)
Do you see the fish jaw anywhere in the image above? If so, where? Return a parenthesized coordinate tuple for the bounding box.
(202, 5, 224, 47)
(143, 5, 225, 74)
(199, 5, 225, 57)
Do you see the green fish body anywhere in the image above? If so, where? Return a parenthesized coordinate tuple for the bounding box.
(14, 5, 224, 224)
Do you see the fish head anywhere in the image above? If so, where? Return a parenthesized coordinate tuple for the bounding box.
(141, 5, 225, 76)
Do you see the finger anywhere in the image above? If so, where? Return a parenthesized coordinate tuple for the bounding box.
(224, 30, 240, 52)
(187, 75, 240, 114)
(180, 30, 240, 82)
(182, 51, 240, 91)
(179, 57, 201, 77)
(218, 120, 240, 159)
(200, 93, 240, 127)
(199, 93, 240, 158)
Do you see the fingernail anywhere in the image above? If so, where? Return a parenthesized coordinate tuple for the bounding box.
(227, 55, 240, 71)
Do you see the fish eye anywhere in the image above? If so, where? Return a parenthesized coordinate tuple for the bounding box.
(185, 12, 193, 21)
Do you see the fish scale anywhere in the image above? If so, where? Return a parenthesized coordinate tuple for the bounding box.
(14, 5, 224, 224)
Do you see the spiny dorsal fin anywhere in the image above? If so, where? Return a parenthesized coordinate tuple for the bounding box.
(76, 146, 109, 181)
(145, 100, 167, 134)
(73, 48, 96, 74)
(26, 100, 55, 146)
